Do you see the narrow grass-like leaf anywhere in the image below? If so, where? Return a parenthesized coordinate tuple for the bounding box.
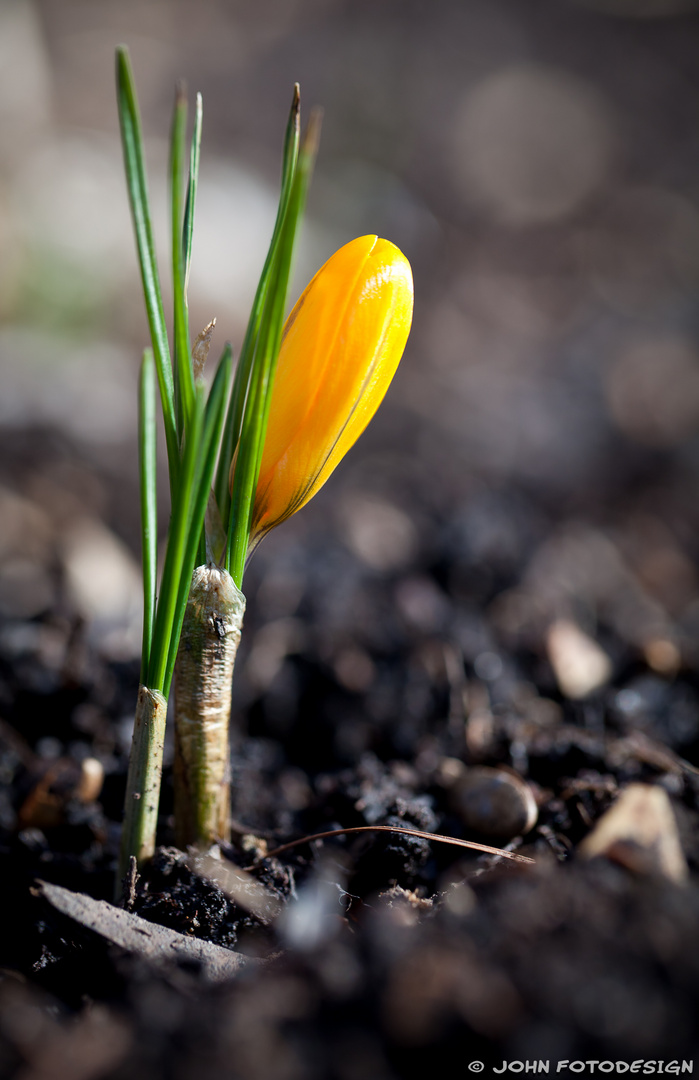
(162, 347, 233, 696)
(115, 46, 178, 481)
(183, 92, 203, 291)
(226, 110, 320, 587)
(225, 272, 282, 585)
(170, 83, 195, 440)
(147, 387, 206, 692)
(139, 349, 158, 682)
(252, 112, 321, 492)
(228, 84, 300, 426)
(213, 85, 301, 525)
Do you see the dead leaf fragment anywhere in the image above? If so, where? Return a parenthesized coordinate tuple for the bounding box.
(192, 317, 216, 379)
(18, 758, 103, 829)
(35, 881, 255, 981)
(579, 783, 687, 883)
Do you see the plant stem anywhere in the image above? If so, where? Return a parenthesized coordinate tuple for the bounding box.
(120, 355, 233, 880)
(118, 686, 168, 886)
(170, 93, 317, 853)
(173, 566, 245, 848)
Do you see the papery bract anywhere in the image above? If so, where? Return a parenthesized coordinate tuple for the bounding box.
(249, 234, 413, 545)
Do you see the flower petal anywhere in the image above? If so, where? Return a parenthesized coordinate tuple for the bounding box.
(250, 235, 413, 543)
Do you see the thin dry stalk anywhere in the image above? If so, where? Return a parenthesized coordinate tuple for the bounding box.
(251, 825, 535, 866)
(174, 565, 245, 848)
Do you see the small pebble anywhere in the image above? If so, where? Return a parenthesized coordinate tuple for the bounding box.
(546, 618, 612, 699)
(643, 637, 681, 676)
(448, 765, 538, 840)
(473, 650, 503, 681)
(77, 757, 104, 803)
(441, 881, 477, 917)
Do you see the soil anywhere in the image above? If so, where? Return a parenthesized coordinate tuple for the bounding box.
(2, 420, 699, 1080)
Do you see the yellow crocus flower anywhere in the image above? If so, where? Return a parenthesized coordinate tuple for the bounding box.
(249, 234, 414, 546)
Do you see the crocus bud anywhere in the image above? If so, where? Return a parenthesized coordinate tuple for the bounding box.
(250, 234, 413, 545)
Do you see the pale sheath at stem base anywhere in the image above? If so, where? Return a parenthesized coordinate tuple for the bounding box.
(174, 565, 246, 849)
(119, 686, 168, 879)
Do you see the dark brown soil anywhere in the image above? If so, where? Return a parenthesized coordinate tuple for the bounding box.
(2, 420, 699, 1080)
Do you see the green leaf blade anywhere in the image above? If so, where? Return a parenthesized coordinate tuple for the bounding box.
(226, 104, 320, 587)
(115, 46, 178, 483)
(170, 83, 195, 441)
(147, 387, 206, 692)
(183, 92, 203, 290)
(162, 348, 234, 696)
(138, 349, 158, 682)
(213, 84, 301, 525)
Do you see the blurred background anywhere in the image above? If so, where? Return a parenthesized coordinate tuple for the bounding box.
(3, 0, 699, 753)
